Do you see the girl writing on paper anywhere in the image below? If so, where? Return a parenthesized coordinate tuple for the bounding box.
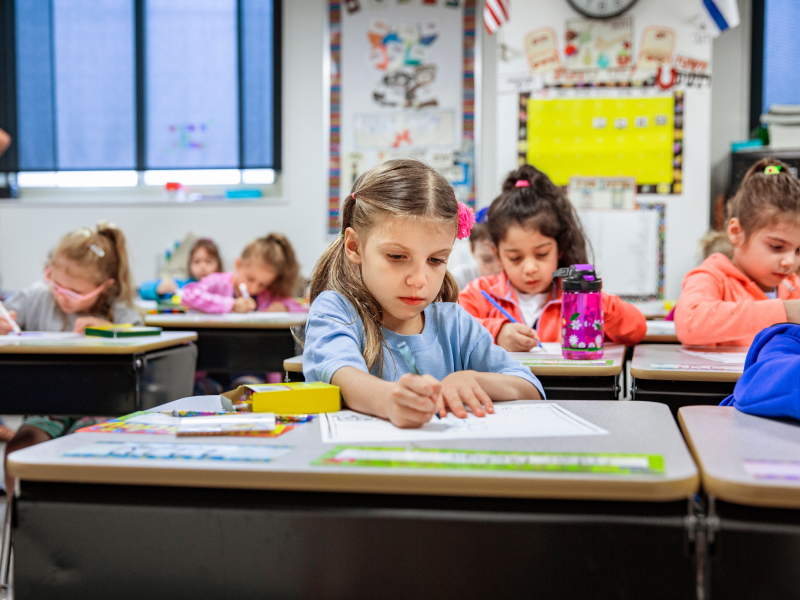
(459, 165, 646, 352)
(303, 159, 543, 429)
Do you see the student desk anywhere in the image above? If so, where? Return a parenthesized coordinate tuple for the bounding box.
(8, 399, 700, 600)
(643, 320, 678, 343)
(144, 312, 306, 373)
(0, 332, 197, 416)
(631, 300, 671, 320)
(630, 344, 741, 417)
(284, 344, 625, 400)
(678, 406, 800, 600)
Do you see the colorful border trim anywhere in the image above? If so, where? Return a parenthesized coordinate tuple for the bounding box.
(629, 202, 666, 301)
(313, 446, 665, 475)
(327, 0, 477, 234)
(517, 89, 683, 195)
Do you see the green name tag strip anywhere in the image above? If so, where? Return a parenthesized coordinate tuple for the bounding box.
(518, 359, 614, 366)
(313, 446, 664, 475)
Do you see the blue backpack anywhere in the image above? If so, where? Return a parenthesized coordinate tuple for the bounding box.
(721, 323, 800, 421)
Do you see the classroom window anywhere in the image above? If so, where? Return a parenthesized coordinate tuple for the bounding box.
(1, 0, 280, 176)
(762, 0, 800, 113)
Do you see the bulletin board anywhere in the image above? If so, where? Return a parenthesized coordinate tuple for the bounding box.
(521, 89, 683, 194)
(327, 0, 477, 235)
(577, 204, 665, 300)
(494, 0, 717, 299)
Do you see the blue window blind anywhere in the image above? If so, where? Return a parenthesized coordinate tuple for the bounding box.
(763, 0, 800, 113)
(11, 0, 279, 172)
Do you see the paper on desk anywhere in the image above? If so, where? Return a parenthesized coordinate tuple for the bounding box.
(319, 403, 608, 444)
(646, 321, 676, 335)
(0, 331, 82, 343)
(679, 349, 748, 364)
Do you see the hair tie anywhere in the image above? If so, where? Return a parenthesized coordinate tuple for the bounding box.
(515, 180, 530, 187)
(765, 165, 782, 175)
(89, 244, 105, 257)
(351, 192, 356, 200)
(457, 202, 476, 240)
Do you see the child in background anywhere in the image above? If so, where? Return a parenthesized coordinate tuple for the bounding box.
(0, 222, 141, 490)
(459, 165, 646, 352)
(451, 223, 502, 290)
(304, 159, 543, 429)
(675, 158, 800, 346)
(139, 238, 223, 300)
(182, 233, 305, 314)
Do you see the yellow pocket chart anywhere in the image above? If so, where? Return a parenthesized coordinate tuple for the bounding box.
(525, 95, 675, 187)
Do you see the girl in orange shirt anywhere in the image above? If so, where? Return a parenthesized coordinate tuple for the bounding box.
(675, 158, 800, 346)
(459, 165, 646, 352)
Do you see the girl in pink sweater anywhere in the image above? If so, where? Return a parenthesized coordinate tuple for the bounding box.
(182, 233, 306, 314)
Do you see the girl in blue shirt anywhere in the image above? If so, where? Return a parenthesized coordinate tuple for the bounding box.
(304, 159, 543, 428)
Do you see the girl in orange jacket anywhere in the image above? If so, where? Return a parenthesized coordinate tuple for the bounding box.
(675, 158, 800, 347)
(459, 165, 646, 352)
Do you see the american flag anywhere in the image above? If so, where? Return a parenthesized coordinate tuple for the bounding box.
(483, 0, 509, 35)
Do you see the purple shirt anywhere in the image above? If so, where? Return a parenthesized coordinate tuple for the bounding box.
(181, 272, 306, 314)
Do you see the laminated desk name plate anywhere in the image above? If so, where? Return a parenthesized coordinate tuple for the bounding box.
(84, 324, 163, 338)
(223, 382, 341, 414)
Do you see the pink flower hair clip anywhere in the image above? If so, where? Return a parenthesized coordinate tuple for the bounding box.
(457, 201, 476, 240)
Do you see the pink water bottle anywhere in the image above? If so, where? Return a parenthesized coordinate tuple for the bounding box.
(553, 264, 604, 360)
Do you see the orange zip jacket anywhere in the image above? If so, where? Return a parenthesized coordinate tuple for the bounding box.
(675, 253, 800, 347)
(458, 272, 647, 345)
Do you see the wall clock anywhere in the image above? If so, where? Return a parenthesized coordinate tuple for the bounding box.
(567, 0, 639, 19)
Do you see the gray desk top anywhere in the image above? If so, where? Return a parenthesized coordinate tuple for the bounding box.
(631, 344, 744, 382)
(679, 406, 800, 509)
(8, 400, 698, 502)
(145, 312, 307, 329)
(0, 331, 197, 355)
(285, 344, 626, 378)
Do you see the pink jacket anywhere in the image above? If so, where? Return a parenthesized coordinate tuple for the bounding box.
(675, 253, 800, 346)
(181, 272, 306, 314)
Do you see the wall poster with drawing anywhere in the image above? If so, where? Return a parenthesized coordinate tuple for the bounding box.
(327, 0, 477, 234)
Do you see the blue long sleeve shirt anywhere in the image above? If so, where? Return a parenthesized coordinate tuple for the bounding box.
(303, 291, 545, 398)
(721, 323, 800, 421)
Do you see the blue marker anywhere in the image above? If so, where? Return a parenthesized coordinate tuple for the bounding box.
(397, 342, 441, 419)
(480, 290, 544, 350)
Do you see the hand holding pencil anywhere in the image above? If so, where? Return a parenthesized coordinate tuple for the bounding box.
(480, 290, 542, 353)
(0, 302, 21, 335)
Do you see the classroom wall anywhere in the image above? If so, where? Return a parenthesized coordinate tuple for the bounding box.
(0, 0, 329, 291)
(0, 0, 755, 297)
(710, 0, 752, 204)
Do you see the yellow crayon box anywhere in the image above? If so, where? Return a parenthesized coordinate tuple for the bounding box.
(223, 382, 341, 414)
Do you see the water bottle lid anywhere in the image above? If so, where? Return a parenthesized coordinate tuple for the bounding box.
(552, 264, 602, 291)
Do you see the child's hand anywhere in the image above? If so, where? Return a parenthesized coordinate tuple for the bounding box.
(386, 373, 441, 428)
(265, 301, 289, 313)
(73, 317, 113, 333)
(0, 308, 18, 335)
(233, 297, 257, 313)
(784, 300, 800, 323)
(437, 370, 495, 419)
(497, 323, 540, 352)
(156, 277, 177, 295)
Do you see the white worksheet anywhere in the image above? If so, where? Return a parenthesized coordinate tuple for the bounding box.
(319, 403, 608, 444)
(679, 349, 748, 364)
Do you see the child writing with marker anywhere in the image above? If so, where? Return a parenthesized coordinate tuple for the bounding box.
(139, 238, 223, 301)
(0, 222, 141, 490)
(675, 158, 800, 346)
(303, 159, 543, 429)
(181, 233, 305, 314)
(459, 165, 647, 352)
